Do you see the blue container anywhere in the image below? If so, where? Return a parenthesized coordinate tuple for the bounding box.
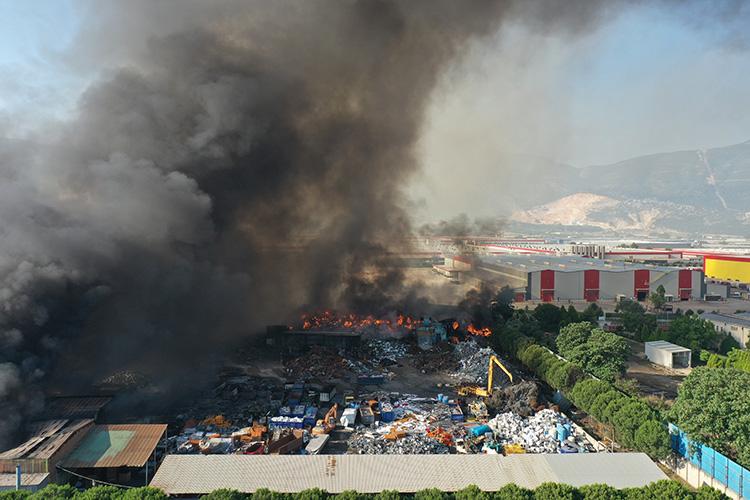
(560, 443, 578, 454)
(556, 423, 570, 443)
(451, 405, 464, 422)
(469, 424, 491, 437)
(442, 395, 450, 404)
(380, 403, 395, 423)
(279, 406, 291, 417)
(292, 405, 306, 418)
(437, 393, 443, 402)
(303, 407, 318, 427)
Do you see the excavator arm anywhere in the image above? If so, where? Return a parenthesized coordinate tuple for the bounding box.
(486, 355, 513, 395)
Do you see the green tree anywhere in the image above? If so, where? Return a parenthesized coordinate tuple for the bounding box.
(29, 485, 78, 500)
(0, 492, 32, 500)
(611, 400, 654, 448)
(253, 489, 289, 500)
(589, 391, 621, 420)
(493, 484, 533, 500)
(581, 303, 603, 324)
(577, 483, 625, 499)
(640, 480, 692, 499)
(532, 483, 577, 500)
(570, 379, 611, 412)
(74, 486, 124, 500)
(374, 491, 401, 500)
(119, 488, 167, 500)
(203, 489, 250, 500)
(602, 396, 629, 425)
(296, 489, 328, 500)
(669, 366, 750, 466)
(557, 323, 630, 382)
(533, 304, 563, 333)
(413, 489, 448, 500)
(648, 285, 667, 311)
(454, 485, 490, 500)
(718, 335, 740, 355)
(634, 420, 671, 460)
(695, 485, 729, 499)
(547, 362, 583, 391)
(335, 491, 362, 500)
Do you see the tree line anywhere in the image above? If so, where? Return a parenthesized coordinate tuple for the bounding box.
(0, 481, 728, 500)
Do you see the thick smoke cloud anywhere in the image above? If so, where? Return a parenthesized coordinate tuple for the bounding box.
(0, 0, 620, 447)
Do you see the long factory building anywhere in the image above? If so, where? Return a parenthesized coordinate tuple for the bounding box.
(476, 255, 704, 302)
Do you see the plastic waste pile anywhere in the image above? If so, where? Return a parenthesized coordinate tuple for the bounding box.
(487, 409, 574, 453)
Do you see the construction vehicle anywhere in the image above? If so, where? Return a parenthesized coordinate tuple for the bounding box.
(458, 355, 513, 398)
(384, 425, 406, 440)
(312, 403, 338, 435)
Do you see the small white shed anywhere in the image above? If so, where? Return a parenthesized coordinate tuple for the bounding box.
(644, 340, 691, 369)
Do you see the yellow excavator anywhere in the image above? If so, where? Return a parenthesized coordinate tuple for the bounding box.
(458, 355, 513, 398)
(312, 403, 338, 436)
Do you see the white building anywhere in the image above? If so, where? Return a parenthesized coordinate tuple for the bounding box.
(700, 312, 750, 347)
(645, 340, 692, 369)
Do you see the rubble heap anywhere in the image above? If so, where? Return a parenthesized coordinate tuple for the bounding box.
(487, 381, 540, 417)
(364, 339, 409, 365)
(412, 342, 457, 373)
(488, 409, 573, 454)
(450, 340, 497, 384)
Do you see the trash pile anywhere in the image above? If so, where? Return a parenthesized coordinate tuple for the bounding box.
(487, 409, 582, 453)
(363, 339, 409, 365)
(412, 342, 457, 373)
(346, 395, 460, 454)
(450, 340, 497, 384)
(486, 381, 540, 417)
(283, 347, 349, 379)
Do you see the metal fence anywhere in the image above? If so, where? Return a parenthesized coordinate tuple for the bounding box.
(670, 423, 750, 497)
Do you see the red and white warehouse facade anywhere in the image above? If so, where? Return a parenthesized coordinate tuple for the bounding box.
(476, 255, 704, 302)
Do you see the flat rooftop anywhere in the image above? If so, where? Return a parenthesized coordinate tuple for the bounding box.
(478, 255, 691, 274)
(62, 424, 167, 469)
(700, 312, 750, 328)
(150, 453, 666, 495)
(645, 340, 691, 353)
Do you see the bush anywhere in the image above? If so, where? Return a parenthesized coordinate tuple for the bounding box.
(695, 485, 729, 499)
(611, 401, 654, 448)
(454, 485, 490, 500)
(74, 486, 124, 500)
(532, 483, 577, 500)
(203, 489, 250, 500)
(296, 489, 327, 500)
(374, 491, 401, 500)
(335, 491, 362, 500)
(578, 483, 625, 499)
(119, 488, 167, 500)
(602, 396, 630, 425)
(0, 492, 32, 500)
(589, 391, 621, 421)
(28, 485, 78, 499)
(634, 420, 671, 460)
(253, 489, 289, 500)
(569, 379, 610, 412)
(413, 489, 449, 500)
(494, 484, 533, 500)
(640, 480, 692, 499)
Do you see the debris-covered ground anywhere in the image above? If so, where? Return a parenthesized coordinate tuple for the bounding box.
(161, 333, 602, 456)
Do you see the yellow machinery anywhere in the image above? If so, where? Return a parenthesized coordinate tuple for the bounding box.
(312, 403, 338, 435)
(458, 355, 513, 397)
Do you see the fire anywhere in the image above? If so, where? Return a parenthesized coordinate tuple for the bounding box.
(452, 321, 459, 331)
(298, 310, 417, 334)
(467, 324, 492, 337)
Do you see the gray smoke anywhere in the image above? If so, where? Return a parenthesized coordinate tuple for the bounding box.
(0, 0, 621, 447)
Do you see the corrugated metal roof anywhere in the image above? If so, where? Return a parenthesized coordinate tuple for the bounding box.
(0, 420, 93, 460)
(701, 312, 750, 328)
(44, 396, 112, 419)
(62, 424, 166, 469)
(479, 255, 688, 274)
(645, 340, 691, 353)
(150, 453, 666, 495)
(0, 472, 49, 488)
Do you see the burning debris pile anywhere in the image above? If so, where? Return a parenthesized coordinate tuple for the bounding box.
(300, 311, 418, 336)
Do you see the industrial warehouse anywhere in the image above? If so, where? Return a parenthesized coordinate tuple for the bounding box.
(474, 255, 705, 302)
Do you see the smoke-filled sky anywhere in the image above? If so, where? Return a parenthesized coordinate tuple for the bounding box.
(0, 0, 748, 448)
(2, 1, 750, 164)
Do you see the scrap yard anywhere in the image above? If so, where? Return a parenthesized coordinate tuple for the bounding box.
(164, 312, 601, 458)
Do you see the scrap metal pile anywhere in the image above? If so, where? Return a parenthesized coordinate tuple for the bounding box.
(450, 340, 501, 384)
(487, 409, 585, 453)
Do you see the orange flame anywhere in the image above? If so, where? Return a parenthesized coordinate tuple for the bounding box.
(297, 311, 417, 334)
(467, 324, 492, 337)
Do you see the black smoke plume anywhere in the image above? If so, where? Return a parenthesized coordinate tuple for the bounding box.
(0, 0, 520, 447)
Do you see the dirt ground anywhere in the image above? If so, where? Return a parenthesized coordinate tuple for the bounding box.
(623, 338, 687, 400)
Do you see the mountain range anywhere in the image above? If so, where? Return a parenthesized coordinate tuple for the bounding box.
(506, 140, 750, 236)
